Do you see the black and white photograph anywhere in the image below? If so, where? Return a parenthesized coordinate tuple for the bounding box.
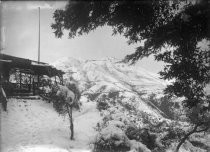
(0, 0, 210, 152)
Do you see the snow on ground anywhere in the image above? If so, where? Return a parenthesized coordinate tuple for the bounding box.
(0, 97, 101, 152)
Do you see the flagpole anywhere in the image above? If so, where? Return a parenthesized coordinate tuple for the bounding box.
(38, 7, 40, 63)
(37, 7, 40, 94)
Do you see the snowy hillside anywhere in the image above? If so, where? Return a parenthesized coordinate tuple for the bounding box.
(52, 57, 169, 118)
(52, 57, 167, 93)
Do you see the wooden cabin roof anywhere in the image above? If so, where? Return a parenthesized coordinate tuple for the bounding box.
(0, 53, 64, 77)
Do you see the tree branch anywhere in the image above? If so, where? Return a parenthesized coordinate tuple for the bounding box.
(195, 126, 209, 133)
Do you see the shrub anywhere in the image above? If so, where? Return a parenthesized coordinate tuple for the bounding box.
(88, 93, 101, 101)
(160, 124, 185, 147)
(122, 102, 134, 111)
(97, 100, 110, 111)
(66, 82, 81, 100)
(92, 124, 130, 152)
(93, 122, 152, 152)
(125, 125, 141, 141)
(108, 91, 119, 100)
(159, 96, 177, 119)
(139, 129, 157, 150)
(147, 94, 178, 120)
(125, 125, 158, 150)
(50, 84, 68, 115)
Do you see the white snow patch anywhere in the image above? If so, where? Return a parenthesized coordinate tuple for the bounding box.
(1, 98, 101, 152)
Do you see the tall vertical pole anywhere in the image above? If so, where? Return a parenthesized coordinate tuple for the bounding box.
(38, 7, 40, 63)
(37, 7, 40, 95)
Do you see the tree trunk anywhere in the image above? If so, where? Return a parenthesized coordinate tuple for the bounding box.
(67, 105, 74, 140)
(0, 87, 7, 111)
(175, 125, 198, 152)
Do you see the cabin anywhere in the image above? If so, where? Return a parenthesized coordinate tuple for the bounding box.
(0, 53, 64, 96)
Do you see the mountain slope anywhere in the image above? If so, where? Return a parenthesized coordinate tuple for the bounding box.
(53, 57, 167, 92)
(52, 57, 168, 119)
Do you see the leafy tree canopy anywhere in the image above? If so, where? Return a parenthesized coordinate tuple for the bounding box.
(52, 1, 210, 144)
(52, 0, 209, 105)
(52, 0, 174, 39)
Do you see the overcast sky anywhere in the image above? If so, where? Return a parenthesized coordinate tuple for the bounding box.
(1, 1, 165, 74)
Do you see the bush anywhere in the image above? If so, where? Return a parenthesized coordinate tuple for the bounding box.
(66, 81, 81, 100)
(97, 100, 110, 111)
(160, 124, 185, 147)
(88, 93, 101, 101)
(108, 91, 119, 100)
(125, 126, 158, 150)
(147, 94, 178, 120)
(50, 84, 68, 115)
(125, 125, 141, 141)
(159, 96, 177, 119)
(92, 125, 130, 152)
(92, 122, 152, 152)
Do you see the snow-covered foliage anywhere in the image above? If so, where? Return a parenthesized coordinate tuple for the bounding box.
(92, 113, 153, 152)
(90, 88, 209, 151)
(93, 123, 130, 152)
(91, 92, 167, 151)
(38, 75, 81, 114)
(47, 84, 80, 116)
(56, 85, 75, 105)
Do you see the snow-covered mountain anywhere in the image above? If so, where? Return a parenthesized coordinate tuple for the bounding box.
(53, 57, 167, 94)
(52, 57, 169, 119)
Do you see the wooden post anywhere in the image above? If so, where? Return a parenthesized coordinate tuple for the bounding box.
(59, 75, 63, 85)
(61, 75, 63, 85)
(55, 76, 57, 85)
(29, 74, 32, 92)
(33, 76, 35, 95)
(38, 74, 40, 92)
(19, 71, 22, 89)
